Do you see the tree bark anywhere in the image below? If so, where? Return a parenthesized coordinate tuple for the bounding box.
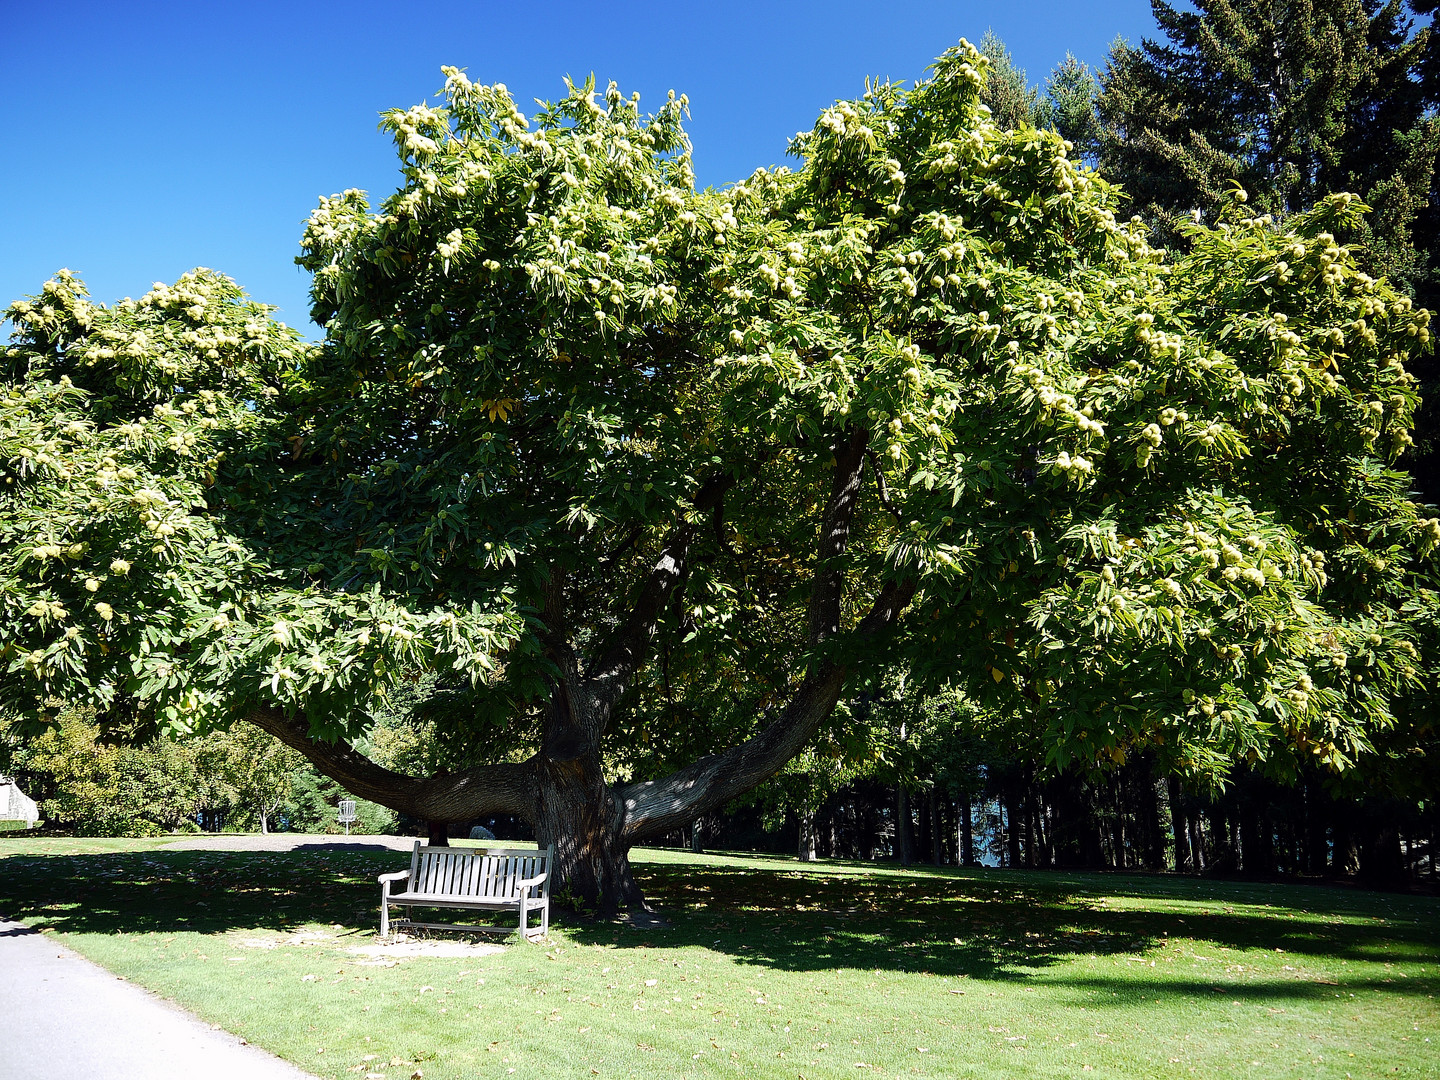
(534, 751, 643, 912)
(1004, 785, 1022, 868)
(798, 808, 818, 862)
(960, 797, 974, 865)
(930, 788, 942, 865)
(1168, 776, 1192, 873)
(898, 786, 912, 866)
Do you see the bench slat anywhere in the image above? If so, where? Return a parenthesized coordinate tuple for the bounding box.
(443, 851, 458, 895)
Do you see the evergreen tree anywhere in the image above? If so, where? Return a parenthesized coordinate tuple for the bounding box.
(978, 31, 1050, 131)
(1046, 54, 1103, 163)
(1097, 0, 1438, 290)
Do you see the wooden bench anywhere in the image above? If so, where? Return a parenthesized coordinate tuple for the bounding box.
(378, 842, 553, 941)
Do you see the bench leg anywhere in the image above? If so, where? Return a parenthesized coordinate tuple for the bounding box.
(540, 899, 549, 938)
(380, 891, 389, 938)
(519, 899, 529, 941)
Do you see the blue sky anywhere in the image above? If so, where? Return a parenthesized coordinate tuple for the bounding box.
(2, 1, 1158, 335)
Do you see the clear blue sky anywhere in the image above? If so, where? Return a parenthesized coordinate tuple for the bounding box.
(2, 1, 1158, 335)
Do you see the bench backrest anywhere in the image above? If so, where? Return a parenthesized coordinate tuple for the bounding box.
(407, 843, 553, 901)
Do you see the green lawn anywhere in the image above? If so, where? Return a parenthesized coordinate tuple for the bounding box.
(1, 837, 1436, 1079)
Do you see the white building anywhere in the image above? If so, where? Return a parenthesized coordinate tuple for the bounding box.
(0, 775, 39, 826)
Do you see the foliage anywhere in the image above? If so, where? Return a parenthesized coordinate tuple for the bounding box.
(1045, 54, 1102, 163)
(1, 707, 381, 836)
(14, 710, 169, 836)
(214, 724, 303, 832)
(977, 34, 1101, 161)
(1, 39, 1436, 857)
(285, 768, 398, 834)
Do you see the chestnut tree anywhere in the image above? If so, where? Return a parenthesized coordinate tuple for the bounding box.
(3, 41, 1436, 911)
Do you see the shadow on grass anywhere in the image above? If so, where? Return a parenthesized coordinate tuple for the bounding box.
(0, 848, 397, 938)
(1, 847, 1435, 1003)
(1045, 974, 1426, 1007)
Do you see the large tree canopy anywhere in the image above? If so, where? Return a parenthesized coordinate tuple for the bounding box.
(3, 41, 1436, 910)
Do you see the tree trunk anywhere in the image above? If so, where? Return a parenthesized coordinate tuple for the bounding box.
(960, 798, 974, 865)
(1139, 773, 1165, 870)
(1029, 780, 1051, 868)
(427, 820, 450, 847)
(1304, 783, 1328, 875)
(1004, 786, 1022, 868)
(897, 787, 912, 866)
(798, 808, 818, 862)
(1358, 811, 1406, 887)
(1111, 779, 1127, 869)
(534, 754, 644, 914)
(930, 789, 943, 865)
(259, 808, 269, 835)
(690, 819, 704, 855)
(1168, 776, 1192, 873)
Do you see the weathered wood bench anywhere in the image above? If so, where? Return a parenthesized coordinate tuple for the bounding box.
(378, 842, 553, 941)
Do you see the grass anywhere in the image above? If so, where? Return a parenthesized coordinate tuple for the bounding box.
(1, 836, 1436, 1079)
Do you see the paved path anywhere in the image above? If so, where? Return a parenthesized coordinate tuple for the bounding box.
(0, 918, 318, 1080)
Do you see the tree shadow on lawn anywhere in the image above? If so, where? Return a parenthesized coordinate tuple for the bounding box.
(1, 848, 1435, 1002)
(591, 859, 1440, 992)
(0, 848, 398, 938)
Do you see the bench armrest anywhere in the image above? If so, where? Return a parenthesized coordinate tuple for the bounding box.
(378, 870, 411, 884)
(517, 871, 549, 891)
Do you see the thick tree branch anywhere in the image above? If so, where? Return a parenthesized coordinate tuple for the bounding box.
(246, 705, 537, 821)
(616, 576, 917, 842)
(616, 429, 909, 841)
